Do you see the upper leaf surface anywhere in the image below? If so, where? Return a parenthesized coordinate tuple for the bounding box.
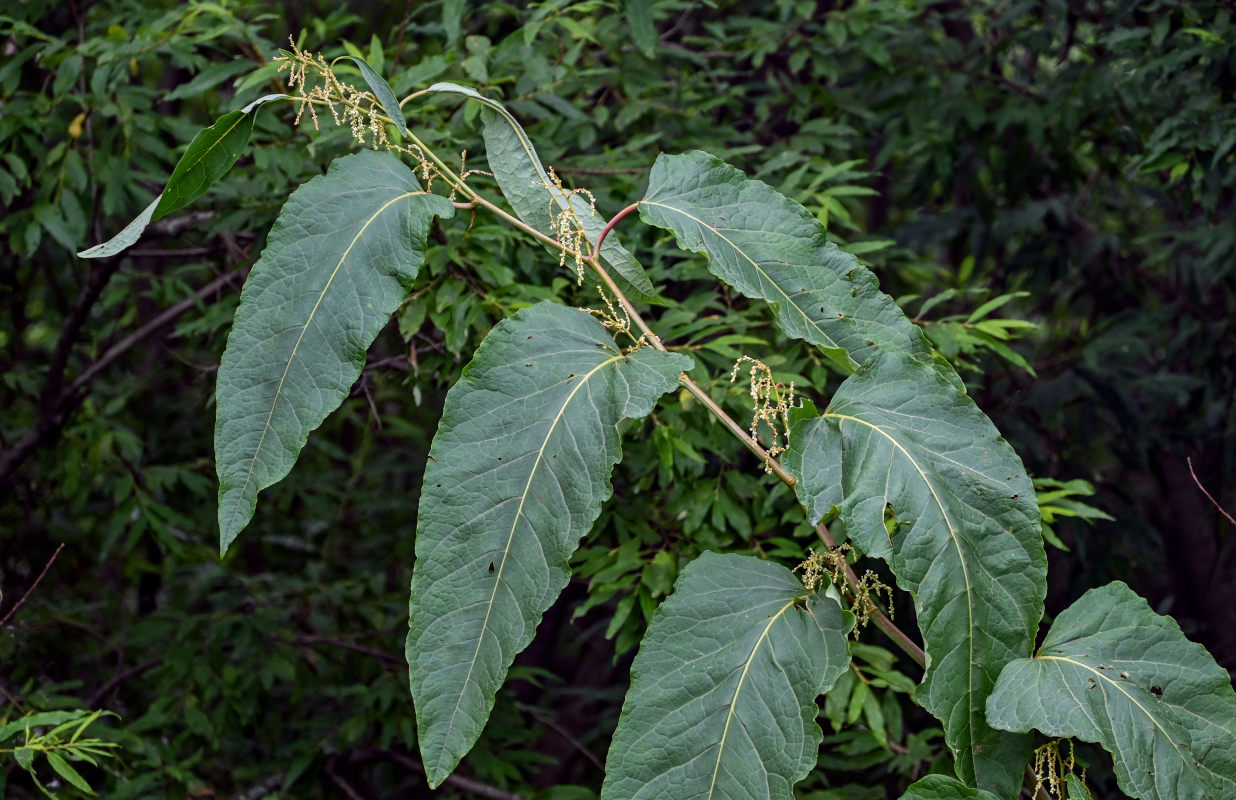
(639, 150, 932, 371)
(215, 149, 453, 553)
(407, 301, 692, 787)
(601, 552, 852, 800)
(987, 581, 1236, 800)
(426, 82, 657, 302)
(898, 775, 1003, 800)
(80, 94, 285, 258)
(785, 350, 1046, 797)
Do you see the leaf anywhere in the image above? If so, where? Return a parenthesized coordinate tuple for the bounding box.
(79, 94, 285, 259)
(341, 56, 408, 138)
(785, 350, 1046, 797)
(897, 775, 1003, 800)
(601, 553, 853, 800)
(426, 82, 657, 303)
(407, 301, 692, 787)
(625, 0, 657, 59)
(987, 581, 1236, 800)
(0, 711, 91, 744)
(45, 752, 94, 794)
(13, 747, 34, 771)
(215, 150, 453, 553)
(639, 151, 932, 372)
(76, 195, 161, 259)
(965, 291, 1029, 323)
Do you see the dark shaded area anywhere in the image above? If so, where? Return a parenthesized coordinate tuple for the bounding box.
(2, 0, 1232, 797)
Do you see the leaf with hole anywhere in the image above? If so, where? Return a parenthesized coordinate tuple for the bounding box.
(785, 349, 1046, 797)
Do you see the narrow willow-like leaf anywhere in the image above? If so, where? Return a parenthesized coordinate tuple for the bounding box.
(408, 301, 692, 787)
(988, 581, 1236, 800)
(601, 552, 853, 800)
(342, 56, 408, 138)
(785, 350, 1046, 797)
(215, 150, 453, 554)
(898, 775, 1003, 800)
(639, 150, 932, 371)
(426, 82, 657, 302)
(80, 94, 285, 258)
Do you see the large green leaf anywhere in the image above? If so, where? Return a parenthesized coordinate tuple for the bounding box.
(898, 775, 1003, 800)
(215, 149, 453, 553)
(639, 150, 932, 372)
(988, 581, 1236, 800)
(79, 94, 285, 259)
(408, 301, 692, 787)
(785, 350, 1046, 797)
(426, 82, 657, 302)
(601, 552, 853, 800)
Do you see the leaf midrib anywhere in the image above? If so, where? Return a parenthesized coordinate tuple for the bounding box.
(824, 411, 977, 756)
(1035, 655, 1191, 767)
(706, 599, 794, 799)
(431, 352, 624, 775)
(222, 189, 421, 536)
(641, 199, 856, 368)
(159, 111, 249, 215)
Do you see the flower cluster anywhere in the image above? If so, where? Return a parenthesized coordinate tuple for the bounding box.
(273, 39, 439, 185)
(581, 287, 650, 353)
(729, 355, 795, 468)
(541, 167, 596, 282)
(794, 545, 851, 592)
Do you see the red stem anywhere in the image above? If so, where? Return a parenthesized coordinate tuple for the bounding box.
(592, 201, 641, 256)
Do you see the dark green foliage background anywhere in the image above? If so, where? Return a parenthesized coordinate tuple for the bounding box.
(1, 1, 1232, 797)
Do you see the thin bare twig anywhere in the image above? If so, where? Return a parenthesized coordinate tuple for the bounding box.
(1188, 456, 1235, 526)
(0, 543, 66, 628)
(0, 267, 247, 486)
(367, 747, 526, 800)
(67, 267, 247, 396)
(325, 760, 366, 800)
(292, 635, 404, 667)
(88, 658, 162, 706)
(516, 702, 604, 769)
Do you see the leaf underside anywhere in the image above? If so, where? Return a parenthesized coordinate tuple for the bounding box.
(426, 82, 657, 302)
(601, 552, 853, 800)
(79, 94, 284, 259)
(638, 150, 932, 372)
(215, 149, 454, 553)
(987, 581, 1236, 800)
(786, 350, 1046, 798)
(407, 301, 692, 787)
